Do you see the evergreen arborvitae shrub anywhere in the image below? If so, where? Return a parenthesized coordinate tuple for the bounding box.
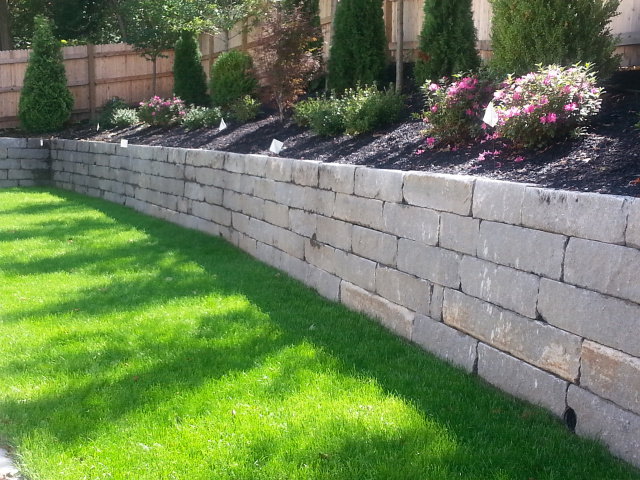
(18, 15, 74, 133)
(414, 0, 480, 86)
(327, 0, 387, 92)
(490, 0, 621, 79)
(209, 50, 258, 109)
(173, 30, 210, 106)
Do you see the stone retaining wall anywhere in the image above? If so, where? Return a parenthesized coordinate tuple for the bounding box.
(3, 136, 640, 469)
(0, 138, 51, 187)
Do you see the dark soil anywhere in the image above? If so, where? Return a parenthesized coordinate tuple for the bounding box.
(4, 71, 640, 197)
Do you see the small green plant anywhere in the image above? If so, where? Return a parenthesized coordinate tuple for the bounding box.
(18, 15, 74, 133)
(209, 50, 258, 109)
(492, 64, 603, 148)
(173, 30, 210, 107)
(181, 105, 223, 130)
(138, 96, 186, 126)
(110, 108, 139, 127)
(97, 97, 128, 127)
(229, 95, 261, 123)
(294, 95, 345, 136)
(420, 71, 498, 146)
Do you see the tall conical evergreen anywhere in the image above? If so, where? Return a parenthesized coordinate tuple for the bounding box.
(173, 30, 210, 106)
(414, 0, 480, 86)
(327, 0, 387, 92)
(18, 15, 74, 133)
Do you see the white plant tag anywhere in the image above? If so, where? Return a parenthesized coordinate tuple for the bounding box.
(120, 139, 128, 148)
(269, 139, 284, 155)
(39, 139, 44, 146)
(219, 118, 227, 131)
(483, 101, 499, 128)
(96, 123, 100, 131)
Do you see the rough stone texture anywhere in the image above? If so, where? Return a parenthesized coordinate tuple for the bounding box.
(266, 157, 294, 182)
(351, 225, 398, 266)
(460, 256, 540, 319)
(412, 315, 478, 372)
(288, 208, 317, 238)
(521, 187, 628, 244)
(626, 199, 640, 249)
(403, 172, 474, 215)
(472, 178, 527, 225)
(186, 149, 225, 168)
(306, 264, 341, 301)
(254, 178, 277, 201)
(477, 344, 568, 417)
(568, 385, 640, 469)
(354, 167, 404, 202)
(292, 160, 320, 187)
(581, 341, 640, 416)
(316, 216, 352, 251)
(341, 281, 414, 339)
(0, 138, 27, 148)
(430, 284, 444, 321)
(280, 250, 309, 284)
(319, 163, 356, 194)
(478, 221, 566, 280)
(335, 250, 377, 292)
(443, 289, 581, 381)
(264, 200, 289, 228)
(0, 147, 7, 159)
(564, 237, 640, 304)
(397, 239, 461, 288)
(382, 203, 439, 246)
(375, 266, 431, 315)
(8, 147, 49, 159)
(538, 279, 640, 357)
(304, 238, 337, 274)
(333, 193, 384, 231)
(440, 213, 479, 256)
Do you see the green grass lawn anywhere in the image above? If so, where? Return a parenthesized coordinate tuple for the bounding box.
(0, 187, 638, 480)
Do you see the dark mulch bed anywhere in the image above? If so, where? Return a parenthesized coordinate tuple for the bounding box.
(4, 70, 640, 197)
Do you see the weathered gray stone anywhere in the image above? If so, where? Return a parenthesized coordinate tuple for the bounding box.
(307, 265, 341, 301)
(224, 171, 255, 195)
(352, 225, 397, 266)
(319, 163, 356, 194)
(224, 152, 248, 174)
(440, 213, 479, 256)
(472, 178, 527, 225)
(0, 147, 7, 159)
(341, 281, 414, 339)
(444, 289, 581, 381)
(306, 190, 336, 217)
(21, 158, 48, 170)
(538, 279, 640, 357)
(231, 212, 251, 234)
(103, 191, 126, 205)
(76, 141, 91, 153)
(403, 172, 474, 215)
(88, 164, 109, 179)
(334, 193, 384, 231)
(240, 194, 265, 220)
(460, 256, 540, 319)
(279, 250, 309, 283)
(430, 284, 444, 321)
(191, 201, 231, 225)
(90, 142, 117, 155)
(316, 216, 352, 251)
(288, 208, 317, 237)
(167, 147, 188, 165)
(382, 203, 439, 246)
(478, 344, 568, 417)
(521, 187, 628, 244)
(568, 385, 640, 469)
(184, 182, 206, 201)
(412, 315, 478, 373)
(264, 200, 289, 228)
(186, 149, 226, 168)
(397, 239, 461, 288)
(127, 144, 167, 162)
(626, 198, 640, 249)
(581, 341, 640, 416)
(292, 160, 320, 187)
(478, 221, 566, 280)
(272, 224, 305, 259)
(255, 241, 283, 269)
(274, 182, 312, 210)
(354, 167, 404, 202)
(1, 159, 20, 170)
(0, 180, 18, 188)
(564, 237, 640, 304)
(266, 157, 294, 182)
(8, 148, 49, 159)
(335, 250, 377, 292)
(304, 238, 337, 274)
(254, 178, 277, 201)
(8, 169, 34, 180)
(0, 138, 26, 148)
(375, 266, 430, 315)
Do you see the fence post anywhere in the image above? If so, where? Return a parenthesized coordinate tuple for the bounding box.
(385, 0, 393, 58)
(87, 43, 97, 119)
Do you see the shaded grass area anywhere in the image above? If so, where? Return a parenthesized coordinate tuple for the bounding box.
(0, 187, 638, 480)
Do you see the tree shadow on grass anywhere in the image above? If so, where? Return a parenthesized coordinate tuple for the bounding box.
(1, 187, 638, 479)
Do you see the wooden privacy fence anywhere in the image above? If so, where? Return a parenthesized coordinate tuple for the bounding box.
(1, 0, 639, 129)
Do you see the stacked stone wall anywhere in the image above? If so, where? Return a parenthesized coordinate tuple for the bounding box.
(3, 137, 640, 469)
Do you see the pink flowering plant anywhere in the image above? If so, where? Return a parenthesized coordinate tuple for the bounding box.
(420, 70, 498, 146)
(138, 96, 187, 126)
(492, 64, 602, 148)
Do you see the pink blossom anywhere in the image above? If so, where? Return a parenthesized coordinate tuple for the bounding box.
(416, 149, 424, 155)
(429, 83, 439, 92)
(539, 96, 549, 105)
(452, 146, 458, 152)
(540, 116, 547, 124)
(564, 103, 578, 111)
(523, 104, 536, 114)
(514, 156, 525, 162)
(547, 112, 557, 123)
(481, 123, 488, 130)
(152, 112, 156, 116)
(426, 137, 436, 147)
(430, 105, 438, 113)
(493, 90, 504, 100)
(465, 109, 473, 115)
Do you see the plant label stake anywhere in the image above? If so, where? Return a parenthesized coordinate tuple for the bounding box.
(270, 139, 284, 155)
(219, 118, 227, 131)
(483, 101, 498, 128)
(120, 139, 128, 148)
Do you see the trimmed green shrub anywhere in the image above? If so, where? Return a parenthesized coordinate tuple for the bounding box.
(18, 15, 74, 133)
(294, 96, 345, 136)
(181, 106, 223, 130)
(97, 96, 128, 127)
(110, 108, 139, 127)
(209, 50, 258, 109)
(173, 30, 210, 107)
(327, 0, 387, 92)
(229, 95, 261, 123)
(414, 0, 480, 86)
(490, 0, 621, 79)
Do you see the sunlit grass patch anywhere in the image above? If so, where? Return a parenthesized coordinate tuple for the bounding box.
(0, 188, 638, 480)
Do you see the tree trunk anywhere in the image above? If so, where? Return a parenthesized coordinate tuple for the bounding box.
(152, 56, 157, 96)
(395, 0, 404, 93)
(325, 0, 339, 90)
(221, 29, 229, 52)
(0, 0, 12, 51)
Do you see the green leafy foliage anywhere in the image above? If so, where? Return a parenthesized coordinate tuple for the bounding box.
(173, 30, 210, 107)
(181, 105, 223, 130)
(327, 0, 387, 92)
(18, 15, 74, 133)
(209, 50, 258, 109)
(110, 108, 139, 127)
(97, 96, 128, 127)
(414, 0, 480, 86)
(229, 95, 260, 123)
(138, 96, 186, 126)
(490, 0, 621, 79)
(293, 96, 345, 136)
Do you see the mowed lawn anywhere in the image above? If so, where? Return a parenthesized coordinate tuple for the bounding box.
(0, 188, 638, 480)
